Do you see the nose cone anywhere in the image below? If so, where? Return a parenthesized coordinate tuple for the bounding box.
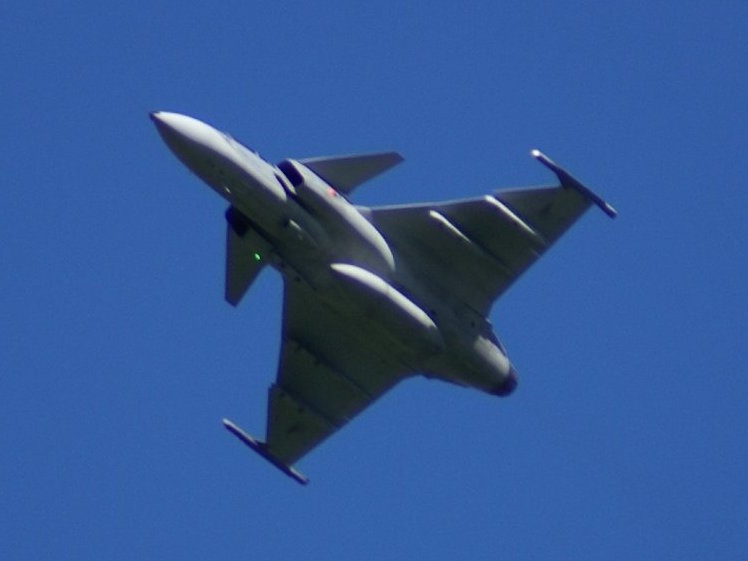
(150, 111, 214, 142)
(150, 111, 229, 163)
(149, 111, 169, 131)
(149, 110, 176, 134)
(490, 365, 518, 397)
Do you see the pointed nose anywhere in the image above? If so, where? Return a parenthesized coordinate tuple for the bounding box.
(149, 111, 197, 136)
(149, 111, 182, 139)
(149, 111, 228, 155)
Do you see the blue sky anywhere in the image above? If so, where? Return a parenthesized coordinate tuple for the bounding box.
(2, 2, 747, 559)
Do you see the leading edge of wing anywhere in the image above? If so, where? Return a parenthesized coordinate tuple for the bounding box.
(367, 151, 616, 315)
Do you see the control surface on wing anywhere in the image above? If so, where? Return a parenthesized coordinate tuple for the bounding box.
(369, 150, 614, 315)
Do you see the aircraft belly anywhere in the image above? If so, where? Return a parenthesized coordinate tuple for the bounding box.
(327, 263, 444, 358)
(151, 112, 616, 479)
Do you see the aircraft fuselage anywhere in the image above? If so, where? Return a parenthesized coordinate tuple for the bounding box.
(151, 112, 517, 396)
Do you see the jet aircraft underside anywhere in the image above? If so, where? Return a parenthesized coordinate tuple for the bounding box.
(151, 111, 616, 484)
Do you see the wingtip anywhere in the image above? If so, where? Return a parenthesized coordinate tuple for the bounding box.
(222, 417, 309, 485)
(529, 148, 556, 170)
(601, 201, 618, 219)
(530, 148, 617, 219)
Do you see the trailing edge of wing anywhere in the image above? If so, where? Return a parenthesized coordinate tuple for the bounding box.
(531, 149, 617, 218)
(299, 152, 404, 194)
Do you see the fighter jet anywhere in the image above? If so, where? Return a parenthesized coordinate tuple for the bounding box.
(151, 111, 616, 484)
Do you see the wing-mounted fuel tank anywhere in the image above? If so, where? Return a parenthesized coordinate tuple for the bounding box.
(277, 159, 395, 275)
(329, 263, 443, 357)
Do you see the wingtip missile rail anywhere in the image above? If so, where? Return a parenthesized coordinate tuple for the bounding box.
(531, 149, 618, 219)
(222, 418, 309, 485)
